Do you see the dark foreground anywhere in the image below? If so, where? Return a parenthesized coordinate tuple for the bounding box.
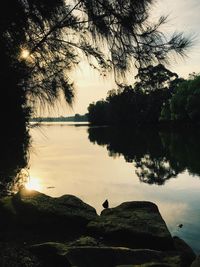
(0, 189, 198, 267)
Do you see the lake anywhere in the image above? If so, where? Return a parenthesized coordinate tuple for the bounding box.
(29, 123, 200, 254)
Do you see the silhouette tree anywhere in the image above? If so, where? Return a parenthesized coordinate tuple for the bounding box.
(88, 101, 110, 125)
(1, 0, 191, 120)
(87, 68, 182, 126)
(134, 64, 181, 92)
(160, 73, 200, 122)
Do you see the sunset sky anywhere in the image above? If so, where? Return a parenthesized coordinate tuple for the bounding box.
(44, 0, 200, 117)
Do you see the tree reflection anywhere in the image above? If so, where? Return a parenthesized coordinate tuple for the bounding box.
(135, 155, 178, 185)
(88, 126, 200, 185)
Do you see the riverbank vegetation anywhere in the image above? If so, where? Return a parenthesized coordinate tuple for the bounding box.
(160, 73, 200, 122)
(31, 113, 88, 122)
(88, 68, 200, 126)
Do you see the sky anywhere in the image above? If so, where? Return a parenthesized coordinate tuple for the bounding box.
(42, 0, 200, 117)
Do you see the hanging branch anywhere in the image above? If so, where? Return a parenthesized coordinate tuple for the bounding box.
(30, 0, 82, 55)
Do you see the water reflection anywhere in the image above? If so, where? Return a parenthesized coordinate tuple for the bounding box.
(28, 124, 200, 253)
(88, 126, 200, 185)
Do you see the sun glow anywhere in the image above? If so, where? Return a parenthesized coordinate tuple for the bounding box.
(25, 177, 42, 191)
(20, 49, 30, 60)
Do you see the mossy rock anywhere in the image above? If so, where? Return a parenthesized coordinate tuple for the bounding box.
(191, 255, 200, 267)
(30, 242, 181, 267)
(0, 242, 42, 267)
(0, 189, 98, 232)
(173, 236, 196, 266)
(68, 236, 100, 247)
(88, 201, 174, 250)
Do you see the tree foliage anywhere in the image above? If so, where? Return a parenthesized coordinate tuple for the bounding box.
(1, 0, 191, 116)
(134, 64, 183, 92)
(88, 65, 181, 125)
(160, 73, 200, 122)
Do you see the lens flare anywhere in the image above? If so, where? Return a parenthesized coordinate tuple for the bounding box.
(20, 49, 30, 60)
(25, 177, 41, 191)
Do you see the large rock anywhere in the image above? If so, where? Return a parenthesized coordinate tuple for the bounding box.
(173, 236, 196, 267)
(65, 247, 181, 267)
(87, 201, 174, 250)
(0, 189, 98, 232)
(30, 242, 71, 267)
(30, 242, 182, 267)
(0, 194, 194, 266)
(0, 242, 43, 267)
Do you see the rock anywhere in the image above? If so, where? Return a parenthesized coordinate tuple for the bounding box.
(0, 196, 17, 226)
(88, 201, 174, 250)
(30, 242, 71, 267)
(2, 195, 192, 266)
(0, 189, 98, 233)
(0, 195, 173, 251)
(173, 236, 196, 266)
(68, 236, 100, 247)
(30, 242, 181, 267)
(191, 255, 200, 267)
(66, 247, 181, 267)
(0, 242, 43, 267)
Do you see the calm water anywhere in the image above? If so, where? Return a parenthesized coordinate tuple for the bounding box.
(29, 123, 200, 253)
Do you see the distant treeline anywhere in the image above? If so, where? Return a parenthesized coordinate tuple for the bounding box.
(87, 65, 200, 126)
(31, 113, 88, 122)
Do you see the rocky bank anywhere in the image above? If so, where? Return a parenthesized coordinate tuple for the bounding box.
(0, 189, 197, 267)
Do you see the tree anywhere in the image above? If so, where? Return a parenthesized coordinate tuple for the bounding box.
(1, 0, 191, 121)
(160, 73, 200, 122)
(88, 100, 110, 125)
(87, 66, 182, 126)
(134, 64, 180, 92)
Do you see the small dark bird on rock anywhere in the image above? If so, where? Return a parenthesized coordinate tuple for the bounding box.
(102, 199, 109, 209)
(177, 224, 183, 228)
